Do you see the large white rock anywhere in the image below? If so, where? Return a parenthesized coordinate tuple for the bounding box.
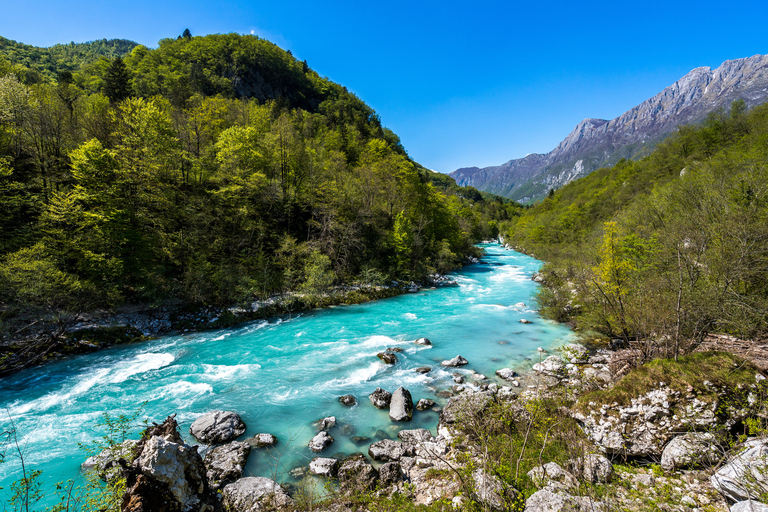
(221, 476, 293, 512)
(441, 355, 468, 367)
(496, 368, 518, 381)
(527, 462, 578, 489)
(308, 431, 334, 452)
(712, 438, 768, 502)
(189, 410, 245, 445)
(566, 454, 614, 483)
(389, 387, 414, 422)
(532, 356, 565, 377)
(731, 501, 768, 512)
(136, 436, 203, 510)
(309, 457, 340, 478)
(204, 440, 250, 490)
(472, 468, 516, 510)
(524, 486, 605, 511)
(560, 344, 589, 363)
(661, 432, 719, 471)
(368, 439, 411, 461)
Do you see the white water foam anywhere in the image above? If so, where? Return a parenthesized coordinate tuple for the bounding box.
(108, 352, 175, 384)
(201, 363, 261, 381)
(360, 335, 397, 348)
(9, 367, 112, 416)
(404, 313, 418, 320)
(326, 362, 383, 388)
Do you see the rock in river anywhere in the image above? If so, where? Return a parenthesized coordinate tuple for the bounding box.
(441, 355, 468, 367)
(414, 337, 432, 346)
(309, 431, 334, 452)
(369, 387, 392, 409)
(389, 387, 414, 422)
(377, 352, 397, 364)
(189, 410, 245, 445)
(204, 440, 250, 490)
(309, 457, 340, 478)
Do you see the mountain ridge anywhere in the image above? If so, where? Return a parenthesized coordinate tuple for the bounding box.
(451, 53, 768, 202)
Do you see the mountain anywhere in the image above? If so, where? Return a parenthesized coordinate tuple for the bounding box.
(451, 54, 768, 203)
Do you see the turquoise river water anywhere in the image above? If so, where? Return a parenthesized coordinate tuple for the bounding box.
(0, 245, 576, 501)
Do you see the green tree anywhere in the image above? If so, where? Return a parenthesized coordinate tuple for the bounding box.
(103, 57, 131, 104)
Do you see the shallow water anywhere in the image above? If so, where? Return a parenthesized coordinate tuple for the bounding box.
(0, 245, 576, 499)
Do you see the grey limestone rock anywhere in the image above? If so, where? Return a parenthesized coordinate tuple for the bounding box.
(496, 368, 518, 381)
(204, 440, 250, 490)
(389, 387, 413, 422)
(711, 438, 768, 503)
(369, 387, 392, 409)
(339, 394, 357, 406)
(439, 391, 492, 424)
(378, 461, 403, 486)
(441, 355, 468, 367)
(377, 352, 397, 364)
(244, 433, 277, 448)
(527, 462, 578, 490)
(731, 501, 768, 512)
(308, 431, 334, 452)
(565, 454, 614, 483)
(338, 456, 378, 490)
(189, 410, 245, 445)
(472, 468, 516, 511)
(523, 486, 605, 511)
(397, 428, 433, 443)
(661, 432, 719, 471)
(532, 356, 565, 377)
(309, 457, 340, 478)
(416, 398, 436, 410)
(368, 439, 412, 461)
(414, 337, 432, 346)
(81, 439, 138, 481)
(221, 476, 293, 512)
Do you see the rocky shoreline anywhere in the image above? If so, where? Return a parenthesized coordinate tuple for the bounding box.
(0, 274, 458, 379)
(84, 340, 768, 512)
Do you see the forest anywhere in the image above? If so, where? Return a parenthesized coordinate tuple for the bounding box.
(0, 31, 520, 325)
(504, 99, 768, 357)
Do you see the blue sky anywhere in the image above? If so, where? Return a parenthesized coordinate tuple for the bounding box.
(2, 1, 767, 173)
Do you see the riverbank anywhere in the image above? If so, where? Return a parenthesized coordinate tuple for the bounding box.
(0, 274, 458, 379)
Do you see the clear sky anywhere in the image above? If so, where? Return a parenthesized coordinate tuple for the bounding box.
(2, 0, 767, 173)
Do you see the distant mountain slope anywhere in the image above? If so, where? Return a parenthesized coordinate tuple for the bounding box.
(451, 54, 768, 203)
(0, 36, 137, 81)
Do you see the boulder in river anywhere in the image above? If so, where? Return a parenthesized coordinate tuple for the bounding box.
(519, 319, 532, 324)
(309, 457, 340, 478)
(441, 355, 468, 367)
(339, 394, 357, 406)
(495, 368, 517, 381)
(368, 439, 412, 461)
(377, 352, 398, 364)
(414, 337, 432, 346)
(414, 366, 432, 374)
(416, 398, 436, 410)
(309, 431, 334, 452)
(189, 410, 245, 445)
(389, 387, 414, 422)
(204, 440, 250, 490)
(316, 416, 336, 431)
(369, 387, 392, 409)
(243, 433, 277, 449)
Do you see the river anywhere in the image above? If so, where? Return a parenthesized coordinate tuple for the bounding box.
(0, 244, 576, 501)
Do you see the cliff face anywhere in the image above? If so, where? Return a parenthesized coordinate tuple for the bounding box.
(451, 54, 768, 202)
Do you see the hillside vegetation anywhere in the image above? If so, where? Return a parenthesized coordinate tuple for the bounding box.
(0, 32, 519, 326)
(505, 100, 768, 355)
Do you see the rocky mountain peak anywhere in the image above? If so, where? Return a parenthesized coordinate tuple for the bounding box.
(451, 53, 768, 203)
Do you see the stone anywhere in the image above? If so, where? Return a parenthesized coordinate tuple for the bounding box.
(309, 457, 340, 478)
(316, 416, 336, 431)
(496, 368, 517, 381)
(378, 461, 403, 486)
(368, 439, 411, 461)
(204, 440, 250, 490)
(414, 337, 432, 346)
(339, 394, 357, 406)
(560, 343, 589, 363)
(389, 387, 414, 422)
(135, 435, 208, 511)
(711, 438, 768, 502)
(387, 347, 404, 353)
(369, 387, 392, 409)
(338, 457, 378, 490)
(523, 486, 604, 511)
(377, 352, 397, 364)
(308, 431, 334, 452)
(565, 454, 614, 483)
(244, 433, 277, 448)
(527, 462, 578, 489)
(189, 410, 246, 445)
(221, 476, 293, 511)
(532, 356, 565, 377)
(416, 398, 436, 410)
(441, 355, 469, 367)
(414, 366, 432, 374)
(351, 436, 371, 444)
(520, 319, 532, 324)
(397, 428, 433, 443)
(453, 374, 464, 384)
(661, 432, 719, 471)
(472, 468, 516, 510)
(731, 501, 768, 512)
(440, 391, 492, 424)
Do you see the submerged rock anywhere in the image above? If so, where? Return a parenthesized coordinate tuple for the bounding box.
(414, 366, 432, 374)
(339, 395, 357, 406)
(377, 352, 398, 364)
(369, 387, 392, 409)
(189, 410, 245, 445)
(389, 387, 414, 421)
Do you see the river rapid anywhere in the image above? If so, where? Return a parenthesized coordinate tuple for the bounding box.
(0, 244, 576, 499)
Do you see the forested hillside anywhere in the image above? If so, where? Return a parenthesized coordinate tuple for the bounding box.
(0, 32, 517, 324)
(505, 100, 768, 355)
